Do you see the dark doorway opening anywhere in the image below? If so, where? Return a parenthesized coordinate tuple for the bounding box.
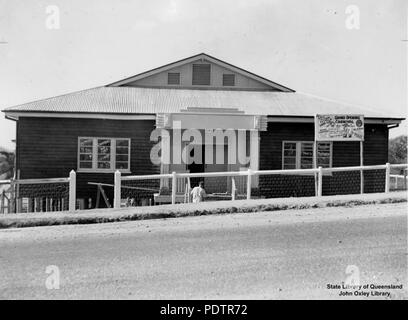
(187, 145, 205, 173)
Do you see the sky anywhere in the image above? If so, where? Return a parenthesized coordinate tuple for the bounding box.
(0, 0, 407, 151)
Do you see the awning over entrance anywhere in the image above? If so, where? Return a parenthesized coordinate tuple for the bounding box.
(156, 107, 268, 131)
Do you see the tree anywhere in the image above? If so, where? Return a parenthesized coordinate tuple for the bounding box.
(388, 135, 407, 164)
(0, 148, 15, 179)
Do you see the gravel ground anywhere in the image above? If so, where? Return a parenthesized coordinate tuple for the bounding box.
(0, 202, 406, 299)
(0, 191, 406, 229)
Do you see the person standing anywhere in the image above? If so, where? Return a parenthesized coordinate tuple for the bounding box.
(190, 181, 207, 203)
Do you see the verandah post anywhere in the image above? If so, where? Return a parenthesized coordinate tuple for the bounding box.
(114, 170, 121, 209)
(69, 170, 76, 212)
(385, 162, 390, 193)
(171, 171, 177, 205)
(246, 169, 252, 200)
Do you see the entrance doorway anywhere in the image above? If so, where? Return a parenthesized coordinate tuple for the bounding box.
(187, 144, 229, 193)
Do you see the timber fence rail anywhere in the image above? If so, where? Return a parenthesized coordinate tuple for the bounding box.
(113, 163, 408, 208)
(1, 164, 406, 213)
(0, 170, 77, 214)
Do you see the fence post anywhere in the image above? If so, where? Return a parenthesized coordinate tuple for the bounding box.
(187, 177, 191, 203)
(246, 169, 252, 200)
(69, 170, 76, 212)
(317, 166, 323, 197)
(114, 170, 121, 209)
(171, 171, 177, 205)
(10, 182, 15, 213)
(1, 190, 4, 214)
(231, 177, 236, 201)
(360, 168, 364, 194)
(16, 170, 21, 213)
(385, 162, 390, 193)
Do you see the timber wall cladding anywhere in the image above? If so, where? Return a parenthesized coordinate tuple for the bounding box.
(16, 118, 389, 203)
(17, 118, 159, 206)
(259, 123, 388, 197)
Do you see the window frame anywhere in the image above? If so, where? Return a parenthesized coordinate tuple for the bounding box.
(282, 141, 333, 170)
(77, 137, 131, 173)
(315, 141, 333, 169)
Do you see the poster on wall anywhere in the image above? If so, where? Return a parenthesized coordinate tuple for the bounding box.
(315, 114, 364, 141)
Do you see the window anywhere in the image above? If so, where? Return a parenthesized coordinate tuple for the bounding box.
(223, 74, 235, 86)
(78, 137, 130, 172)
(192, 64, 211, 85)
(282, 141, 332, 169)
(317, 142, 331, 168)
(167, 72, 180, 85)
(300, 142, 314, 169)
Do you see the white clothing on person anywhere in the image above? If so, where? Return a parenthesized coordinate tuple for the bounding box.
(190, 186, 206, 203)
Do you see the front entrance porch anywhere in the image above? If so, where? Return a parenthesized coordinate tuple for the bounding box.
(155, 108, 267, 202)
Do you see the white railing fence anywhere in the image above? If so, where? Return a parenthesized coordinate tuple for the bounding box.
(114, 163, 408, 208)
(390, 174, 407, 190)
(0, 180, 12, 214)
(1, 164, 406, 213)
(0, 170, 77, 214)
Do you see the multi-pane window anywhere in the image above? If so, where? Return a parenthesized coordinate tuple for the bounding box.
(317, 142, 331, 168)
(282, 142, 297, 169)
(78, 138, 93, 169)
(97, 139, 111, 169)
(222, 74, 235, 86)
(167, 72, 180, 85)
(192, 64, 211, 85)
(115, 139, 130, 169)
(300, 142, 314, 169)
(282, 141, 332, 169)
(78, 137, 130, 171)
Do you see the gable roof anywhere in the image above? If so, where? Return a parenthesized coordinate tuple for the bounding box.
(107, 53, 295, 92)
(2, 53, 404, 123)
(3, 86, 403, 122)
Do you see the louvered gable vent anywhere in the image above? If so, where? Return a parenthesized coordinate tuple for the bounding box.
(223, 74, 235, 86)
(192, 64, 211, 85)
(167, 72, 180, 85)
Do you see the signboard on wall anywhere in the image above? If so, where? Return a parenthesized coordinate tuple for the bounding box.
(315, 114, 364, 141)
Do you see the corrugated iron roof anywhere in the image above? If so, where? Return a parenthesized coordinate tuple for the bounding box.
(2, 86, 395, 118)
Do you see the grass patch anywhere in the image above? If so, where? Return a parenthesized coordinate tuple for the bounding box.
(0, 194, 406, 230)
